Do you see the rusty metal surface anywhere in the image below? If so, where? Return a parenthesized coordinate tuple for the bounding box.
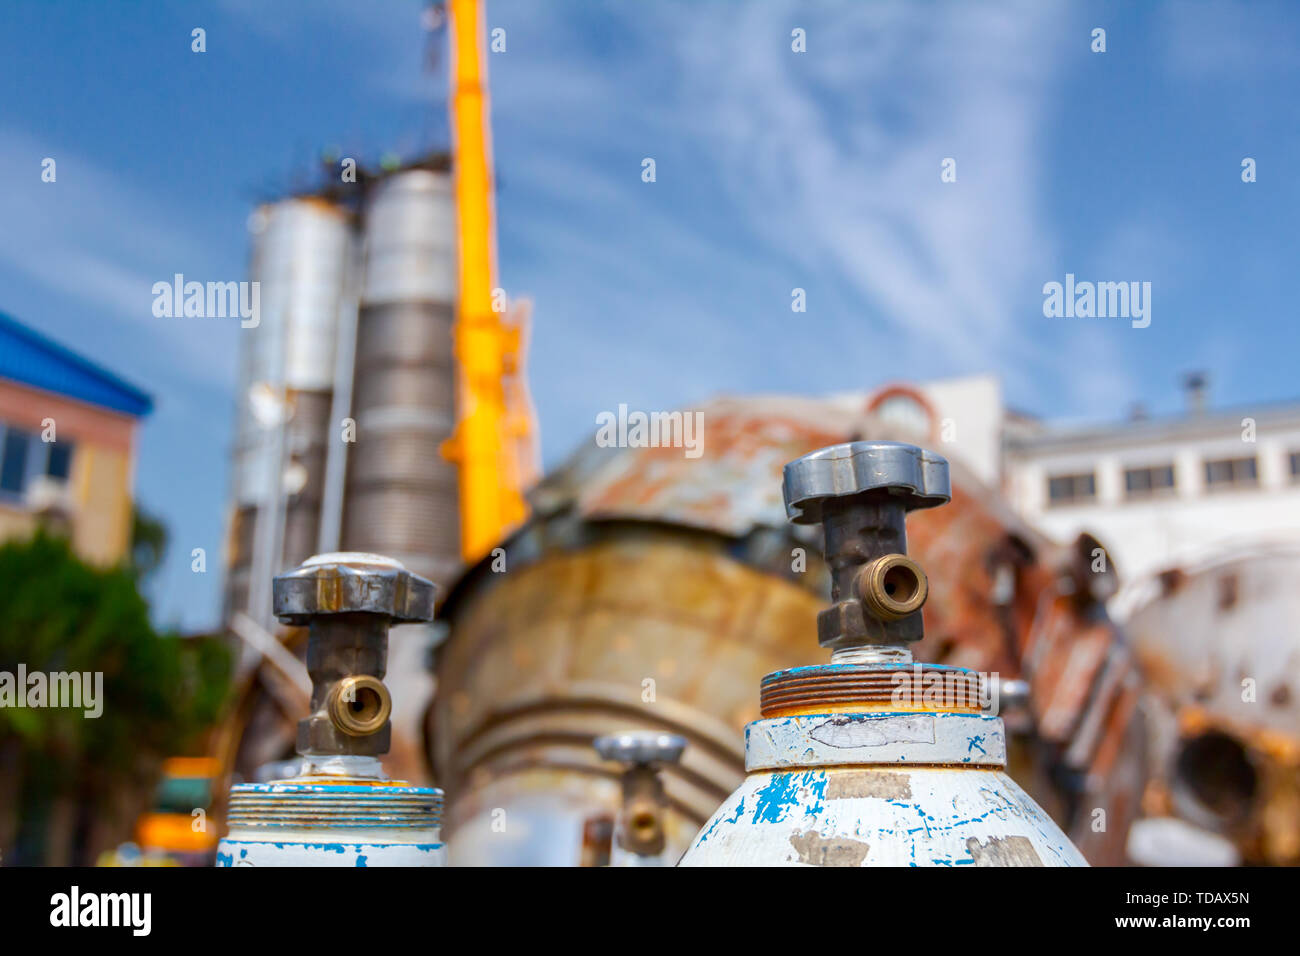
(759, 664, 985, 716)
(533, 396, 852, 537)
(432, 394, 1144, 865)
(1126, 547, 1300, 865)
(1128, 548, 1300, 736)
(432, 532, 810, 863)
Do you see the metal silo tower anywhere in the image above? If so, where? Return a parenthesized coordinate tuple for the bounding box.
(225, 197, 355, 630)
(341, 165, 461, 588)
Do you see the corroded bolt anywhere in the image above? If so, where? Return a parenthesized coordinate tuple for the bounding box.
(273, 552, 436, 758)
(782, 442, 949, 658)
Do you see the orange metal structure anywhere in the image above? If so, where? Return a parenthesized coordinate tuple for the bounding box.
(444, 0, 537, 563)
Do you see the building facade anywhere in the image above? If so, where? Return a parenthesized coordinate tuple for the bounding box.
(0, 312, 152, 565)
(840, 374, 1300, 618)
(1003, 402, 1300, 614)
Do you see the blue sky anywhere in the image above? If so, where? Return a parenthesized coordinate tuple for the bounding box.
(0, 1, 1296, 630)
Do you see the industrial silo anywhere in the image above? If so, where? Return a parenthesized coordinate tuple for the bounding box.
(225, 197, 354, 627)
(341, 165, 460, 588)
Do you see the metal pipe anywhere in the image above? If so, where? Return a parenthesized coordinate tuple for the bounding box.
(316, 229, 360, 555)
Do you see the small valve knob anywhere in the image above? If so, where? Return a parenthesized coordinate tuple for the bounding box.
(274, 552, 437, 624)
(781, 442, 950, 659)
(782, 441, 950, 523)
(593, 732, 687, 767)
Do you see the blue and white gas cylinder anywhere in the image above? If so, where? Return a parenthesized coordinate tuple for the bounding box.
(680, 442, 1089, 867)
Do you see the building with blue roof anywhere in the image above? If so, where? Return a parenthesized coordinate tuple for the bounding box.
(0, 311, 152, 565)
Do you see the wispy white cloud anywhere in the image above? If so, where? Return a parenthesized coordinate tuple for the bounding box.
(483, 0, 1085, 421)
(666, 2, 1065, 386)
(0, 130, 239, 389)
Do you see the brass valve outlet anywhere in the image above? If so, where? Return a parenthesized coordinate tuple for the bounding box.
(327, 675, 392, 737)
(621, 779, 667, 857)
(856, 553, 929, 621)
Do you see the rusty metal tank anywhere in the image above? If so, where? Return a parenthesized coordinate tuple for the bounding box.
(430, 396, 1142, 865)
(1124, 547, 1300, 865)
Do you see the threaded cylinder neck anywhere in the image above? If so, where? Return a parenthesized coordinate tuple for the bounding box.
(759, 663, 988, 718)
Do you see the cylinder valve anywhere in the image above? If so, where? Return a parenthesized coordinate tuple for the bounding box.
(594, 731, 687, 865)
(217, 553, 446, 867)
(680, 442, 1089, 867)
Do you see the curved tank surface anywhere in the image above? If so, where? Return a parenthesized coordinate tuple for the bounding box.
(1124, 547, 1300, 866)
(681, 722, 1086, 867)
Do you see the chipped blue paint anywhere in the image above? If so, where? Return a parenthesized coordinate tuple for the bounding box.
(216, 839, 444, 867)
(750, 770, 826, 824)
(697, 794, 747, 845)
(683, 665, 1087, 866)
(746, 712, 1006, 772)
(681, 764, 1088, 866)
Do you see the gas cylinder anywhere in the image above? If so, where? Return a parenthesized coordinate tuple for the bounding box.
(217, 553, 446, 867)
(680, 442, 1087, 866)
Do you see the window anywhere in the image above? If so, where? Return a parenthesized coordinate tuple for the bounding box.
(1290, 451, 1300, 481)
(46, 441, 74, 481)
(1204, 456, 1258, 490)
(1124, 464, 1175, 498)
(1047, 472, 1096, 506)
(0, 428, 31, 495)
(0, 426, 74, 499)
